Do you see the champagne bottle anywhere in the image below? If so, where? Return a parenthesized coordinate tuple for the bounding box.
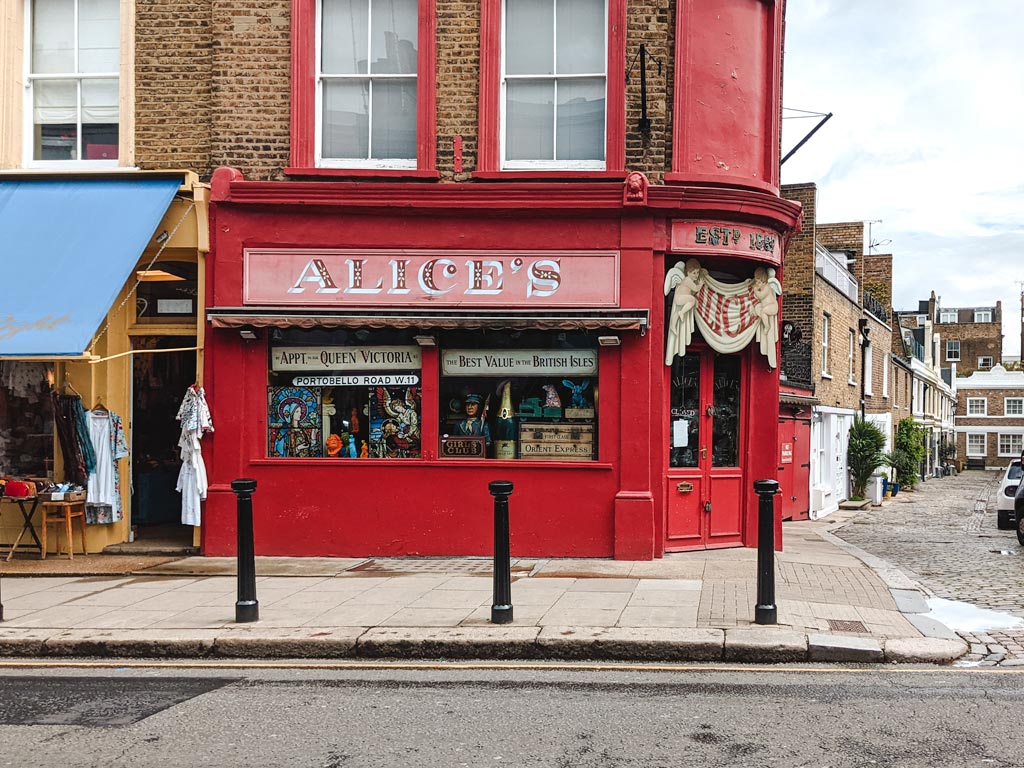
(494, 382, 516, 459)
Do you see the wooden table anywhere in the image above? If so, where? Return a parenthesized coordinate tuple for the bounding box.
(1, 496, 43, 561)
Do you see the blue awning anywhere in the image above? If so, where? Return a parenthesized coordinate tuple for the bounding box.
(0, 177, 181, 357)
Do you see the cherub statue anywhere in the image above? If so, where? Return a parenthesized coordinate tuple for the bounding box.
(751, 267, 782, 368)
(561, 379, 590, 409)
(664, 258, 705, 365)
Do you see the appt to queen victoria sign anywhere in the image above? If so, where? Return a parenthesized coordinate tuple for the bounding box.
(242, 249, 620, 307)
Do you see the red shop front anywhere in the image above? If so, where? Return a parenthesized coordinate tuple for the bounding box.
(202, 168, 800, 558)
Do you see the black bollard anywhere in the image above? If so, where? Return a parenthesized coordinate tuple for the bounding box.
(0, 571, 4, 622)
(231, 478, 259, 623)
(489, 480, 514, 624)
(753, 479, 779, 625)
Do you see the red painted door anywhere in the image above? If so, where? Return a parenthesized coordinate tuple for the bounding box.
(666, 350, 744, 550)
(778, 416, 810, 520)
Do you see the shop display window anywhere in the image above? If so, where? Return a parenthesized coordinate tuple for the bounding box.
(267, 328, 422, 459)
(0, 362, 55, 477)
(438, 330, 598, 461)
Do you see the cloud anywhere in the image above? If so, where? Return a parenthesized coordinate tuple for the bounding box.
(781, 0, 1024, 354)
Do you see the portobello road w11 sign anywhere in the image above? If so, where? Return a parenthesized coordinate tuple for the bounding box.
(243, 249, 620, 307)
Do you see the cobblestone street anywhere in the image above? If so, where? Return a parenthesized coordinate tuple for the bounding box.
(831, 470, 1024, 665)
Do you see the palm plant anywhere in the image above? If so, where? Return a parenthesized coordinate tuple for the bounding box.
(847, 417, 887, 499)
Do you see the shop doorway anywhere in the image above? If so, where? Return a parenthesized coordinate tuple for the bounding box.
(665, 349, 744, 550)
(130, 336, 196, 548)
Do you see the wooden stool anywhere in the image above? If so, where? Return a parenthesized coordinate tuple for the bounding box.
(40, 501, 88, 560)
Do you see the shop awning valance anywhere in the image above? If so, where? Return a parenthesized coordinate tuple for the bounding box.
(208, 308, 649, 333)
(0, 177, 181, 357)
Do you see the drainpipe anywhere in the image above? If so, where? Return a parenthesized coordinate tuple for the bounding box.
(858, 318, 870, 421)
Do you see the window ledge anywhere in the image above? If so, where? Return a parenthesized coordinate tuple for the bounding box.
(284, 167, 441, 180)
(472, 170, 627, 181)
(821, 373, 832, 380)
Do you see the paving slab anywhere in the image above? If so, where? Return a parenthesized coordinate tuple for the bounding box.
(890, 588, 930, 614)
(905, 613, 962, 641)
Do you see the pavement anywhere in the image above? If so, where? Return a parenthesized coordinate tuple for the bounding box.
(0, 505, 970, 665)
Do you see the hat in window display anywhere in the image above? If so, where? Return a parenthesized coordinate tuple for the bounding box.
(465, 394, 483, 405)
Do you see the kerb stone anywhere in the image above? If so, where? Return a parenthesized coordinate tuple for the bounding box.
(724, 628, 807, 662)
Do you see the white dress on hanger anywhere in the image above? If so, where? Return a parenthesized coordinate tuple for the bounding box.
(176, 386, 214, 526)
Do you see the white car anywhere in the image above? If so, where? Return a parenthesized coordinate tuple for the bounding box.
(998, 459, 1022, 529)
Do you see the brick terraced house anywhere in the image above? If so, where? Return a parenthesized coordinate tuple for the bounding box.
(956, 365, 1024, 470)
(779, 183, 895, 519)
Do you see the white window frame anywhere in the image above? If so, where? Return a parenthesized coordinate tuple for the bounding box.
(1005, 397, 1024, 417)
(864, 342, 873, 396)
(23, 0, 121, 169)
(821, 313, 830, 376)
(500, 0, 608, 171)
(916, 314, 926, 326)
(967, 397, 988, 416)
(998, 433, 1023, 457)
(966, 433, 987, 457)
(939, 309, 957, 323)
(882, 353, 889, 398)
(974, 309, 992, 323)
(315, 0, 419, 169)
(978, 356, 993, 370)
(848, 329, 856, 385)
(945, 340, 960, 361)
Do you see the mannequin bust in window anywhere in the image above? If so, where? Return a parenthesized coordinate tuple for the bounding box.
(455, 394, 491, 446)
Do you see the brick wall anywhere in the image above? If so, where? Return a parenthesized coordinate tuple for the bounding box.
(890, 360, 913, 428)
(780, 183, 815, 296)
(955, 386, 1024, 417)
(814, 277, 861, 412)
(935, 303, 1003, 374)
(135, 0, 682, 182)
(862, 253, 893, 311)
(863, 314, 891, 415)
(135, 0, 213, 173)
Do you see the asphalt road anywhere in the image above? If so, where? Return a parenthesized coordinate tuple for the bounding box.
(1, 660, 1022, 767)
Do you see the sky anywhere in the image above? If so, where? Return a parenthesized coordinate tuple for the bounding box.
(779, 0, 1024, 357)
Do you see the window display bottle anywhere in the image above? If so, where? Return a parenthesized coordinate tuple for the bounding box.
(494, 381, 516, 459)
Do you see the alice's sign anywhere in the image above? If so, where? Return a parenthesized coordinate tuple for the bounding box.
(442, 349, 598, 377)
(243, 249, 620, 307)
(271, 345, 421, 372)
(669, 221, 782, 265)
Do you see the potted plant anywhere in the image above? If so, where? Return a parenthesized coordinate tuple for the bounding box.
(847, 417, 887, 500)
(885, 419, 928, 491)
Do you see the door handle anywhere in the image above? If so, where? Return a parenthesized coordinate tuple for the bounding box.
(706, 405, 716, 417)
(703, 501, 712, 513)
(700, 446, 707, 460)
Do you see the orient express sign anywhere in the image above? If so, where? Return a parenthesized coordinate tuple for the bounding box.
(271, 345, 421, 372)
(669, 221, 782, 265)
(243, 249, 620, 307)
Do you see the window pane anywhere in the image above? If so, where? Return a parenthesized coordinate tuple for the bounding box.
(712, 356, 740, 467)
(555, 78, 604, 160)
(78, 0, 119, 73)
(669, 352, 700, 468)
(370, 78, 417, 159)
(81, 77, 118, 123)
(322, 0, 369, 74)
(506, 80, 554, 160)
(556, 0, 603, 74)
(82, 122, 118, 159)
(369, 0, 417, 74)
(33, 78, 77, 124)
(506, 0, 553, 75)
(32, 0, 75, 74)
(323, 79, 369, 158)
